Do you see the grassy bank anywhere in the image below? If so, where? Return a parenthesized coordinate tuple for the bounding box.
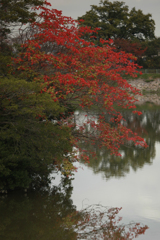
(124, 73, 160, 81)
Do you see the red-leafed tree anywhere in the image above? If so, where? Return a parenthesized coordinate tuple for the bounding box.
(114, 38, 147, 59)
(11, 2, 147, 165)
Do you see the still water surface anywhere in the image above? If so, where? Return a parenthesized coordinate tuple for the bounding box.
(71, 108, 160, 239)
(0, 107, 160, 239)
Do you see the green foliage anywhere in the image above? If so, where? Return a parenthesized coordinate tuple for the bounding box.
(128, 7, 155, 40)
(139, 37, 160, 68)
(0, 0, 45, 76)
(0, 41, 13, 77)
(0, 0, 45, 37)
(143, 37, 160, 56)
(0, 76, 73, 190)
(78, 0, 155, 43)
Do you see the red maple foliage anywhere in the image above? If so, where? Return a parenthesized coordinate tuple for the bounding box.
(114, 38, 147, 59)
(72, 205, 148, 239)
(12, 1, 148, 158)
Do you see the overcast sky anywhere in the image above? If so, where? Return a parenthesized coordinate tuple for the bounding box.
(49, 0, 160, 37)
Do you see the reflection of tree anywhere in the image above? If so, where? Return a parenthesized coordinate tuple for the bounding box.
(0, 178, 77, 240)
(76, 205, 148, 240)
(0, 176, 148, 240)
(122, 110, 160, 161)
(79, 110, 160, 179)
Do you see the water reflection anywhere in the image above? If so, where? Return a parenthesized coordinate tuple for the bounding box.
(0, 178, 77, 240)
(1, 108, 156, 239)
(78, 109, 160, 180)
(0, 177, 148, 240)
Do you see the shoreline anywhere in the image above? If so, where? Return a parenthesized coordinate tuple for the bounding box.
(128, 78, 160, 105)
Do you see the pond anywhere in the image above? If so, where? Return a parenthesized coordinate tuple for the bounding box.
(71, 108, 160, 239)
(0, 106, 160, 239)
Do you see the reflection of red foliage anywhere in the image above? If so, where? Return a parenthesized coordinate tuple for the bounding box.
(114, 38, 147, 59)
(12, 1, 148, 156)
(69, 205, 148, 239)
(127, 117, 148, 136)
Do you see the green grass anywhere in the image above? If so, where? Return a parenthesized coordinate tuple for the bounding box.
(144, 79, 154, 83)
(134, 103, 160, 111)
(142, 88, 160, 94)
(124, 73, 160, 81)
